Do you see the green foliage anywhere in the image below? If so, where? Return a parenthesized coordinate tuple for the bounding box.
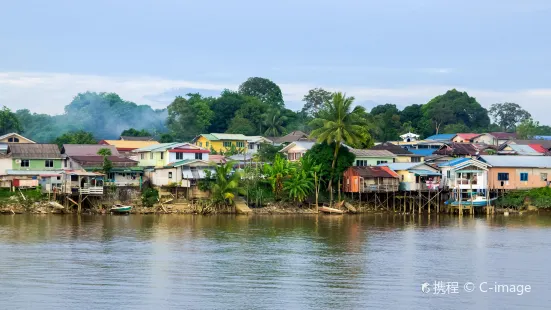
(208, 90, 248, 133)
(238, 77, 284, 108)
(227, 115, 257, 135)
(167, 93, 214, 141)
(159, 133, 175, 143)
(489, 102, 531, 132)
(302, 88, 332, 117)
(284, 164, 314, 202)
(516, 118, 551, 139)
(54, 130, 96, 148)
(0, 106, 22, 135)
(256, 143, 283, 162)
(120, 128, 152, 137)
(495, 187, 551, 209)
(263, 155, 291, 199)
(142, 188, 159, 208)
(210, 162, 241, 205)
(263, 110, 287, 137)
(305, 142, 355, 184)
(97, 148, 113, 174)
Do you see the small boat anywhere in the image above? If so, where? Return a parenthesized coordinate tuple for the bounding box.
(319, 206, 344, 214)
(445, 196, 496, 207)
(110, 204, 132, 214)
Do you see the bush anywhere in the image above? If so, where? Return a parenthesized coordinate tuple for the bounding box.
(141, 188, 159, 208)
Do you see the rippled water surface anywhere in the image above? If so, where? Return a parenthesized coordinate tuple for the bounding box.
(0, 214, 550, 309)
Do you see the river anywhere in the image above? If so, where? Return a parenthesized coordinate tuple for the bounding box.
(0, 214, 549, 309)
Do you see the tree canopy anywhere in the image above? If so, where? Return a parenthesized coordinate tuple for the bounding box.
(53, 130, 96, 148)
(120, 128, 152, 137)
(302, 88, 332, 117)
(238, 77, 284, 108)
(489, 102, 531, 132)
(0, 106, 22, 136)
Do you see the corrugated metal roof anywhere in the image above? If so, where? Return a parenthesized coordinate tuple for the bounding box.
(9, 144, 61, 159)
(63, 144, 120, 156)
(455, 133, 482, 140)
(280, 141, 315, 153)
(409, 169, 442, 176)
(425, 134, 456, 141)
(165, 159, 212, 168)
(533, 136, 551, 140)
(438, 157, 469, 167)
(349, 149, 396, 158)
(133, 142, 184, 152)
(508, 144, 543, 156)
(479, 155, 551, 168)
(201, 134, 219, 141)
(99, 140, 159, 150)
(490, 132, 517, 140)
(212, 133, 249, 140)
(379, 163, 423, 171)
(408, 149, 435, 156)
(529, 144, 548, 153)
(120, 136, 154, 141)
(369, 143, 417, 155)
(348, 166, 399, 178)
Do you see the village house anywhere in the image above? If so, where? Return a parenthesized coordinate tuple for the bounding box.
(98, 139, 159, 160)
(61, 144, 142, 187)
(452, 133, 482, 143)
(246, 136, 274, 154)
(1, 144, 63, 188)
(473, 133, 499, 146)
(435, 142, 481, 157)
(369, 143, 424, 163)
(348, 149, 396, 166)
(479, 155, 551, 190)
(439, 158, 490, 192)
(133, 143, 210, 168)
(147, 159, 216, 199)
(267, 130, 312, 146)
(0, 133, 35, 144)
(497, 144, 543, 156)
(379, 162, 441, 191)
(193, 133, 252, 154)
(343, 166, 400, 193)
(490, 132, 518, 145)
(279, 141, 315, 161)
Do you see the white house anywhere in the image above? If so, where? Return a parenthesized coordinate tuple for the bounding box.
(438, 158, 490, 191)
(246, 136, 273, 155)
(400, 132, 420, 143)
(279, 141, 315, 161)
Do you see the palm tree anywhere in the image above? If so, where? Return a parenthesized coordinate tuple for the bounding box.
(309, 92, 367, 206)
(263, 110, 287, 137)
(263, 154, 291, 199)
(211, 161, 241, 206)
(284, 169, 314, 202)
(97, 148, 113, 175)
(300, 154, 323, 211)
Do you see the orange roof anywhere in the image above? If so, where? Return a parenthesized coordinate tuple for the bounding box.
(455, 133, 481, 140)
(99, 140, 159, 151)
(529, 144, 548, 153)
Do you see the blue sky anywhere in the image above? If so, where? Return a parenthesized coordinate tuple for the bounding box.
(1, 0, 550, 122)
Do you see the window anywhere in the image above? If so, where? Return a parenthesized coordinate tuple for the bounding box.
(108, 173, 115, 180)
(168, 172, 173, 179)
(64, 160, 67, 168)
(446, 170, 451, 178)
(206, 142, 209, 147)
(377, 160, 388, 165)
(393, 158, 396, 163)
(249, 143, 255, 150)
(176, 153, 183, 160)
(199, 142, 203, 147)
(236, 141, 245, 148)
(497, 173, 509, 181)
(356, 160, 367, 166)
(541, 173, 548, 182)
(141, 153, 144, 160)
(223, 141, 232, 148)
(56, 176, 61, 180)
(401, 175, 404, 181)
(45, 160, 54, 168)
(160, 152, 164, 160)
(195, 153, 203, 160)
(520, 172, 528, 182)
(150, 153, 153, 159)
(20, 159, 29, 167)
(8, 137, 19, 142)
(411, 157, 421, 163)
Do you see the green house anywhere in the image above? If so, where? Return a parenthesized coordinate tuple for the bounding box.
(8, 144, 62, 174)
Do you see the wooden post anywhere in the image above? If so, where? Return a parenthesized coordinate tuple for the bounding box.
(418, 190, 421, 214)
(386, 191, 389, 211)
(428, 190, 431, 214)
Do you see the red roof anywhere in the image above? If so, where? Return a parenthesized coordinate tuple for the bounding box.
(347, 166, 399, 178)
(529, 144, 548, 153)
(455, 133, 482, 141)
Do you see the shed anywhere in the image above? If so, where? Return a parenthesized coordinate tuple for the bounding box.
(343, 166, 399, 193)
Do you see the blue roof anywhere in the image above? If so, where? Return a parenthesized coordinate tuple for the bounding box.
(425, 134, 456, 141)
(409, 169, 441, 176)
(533, 136, 551, 140)
(438, 157, 470, 167)
(408, 149, 435, 156)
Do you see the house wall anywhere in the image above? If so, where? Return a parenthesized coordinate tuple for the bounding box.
(151, 167, 190, 187)
(196, 136, 247, 153)
(168, 152, 209, 163)
(0, 135, 34, 143)
(136, 151, 167, 167)
(0, 158, 12, 175)
(108, 172, 141, 186)
(487, 167, 551, 190)
(12, 158, 62, 170)
(474, 134, 498, 146)
(452, 136, 474, 143)
(354, 156, 395, 166)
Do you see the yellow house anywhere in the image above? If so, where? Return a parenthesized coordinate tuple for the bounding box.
(0, 133, 35, 143)
(193, 133, 250, 153)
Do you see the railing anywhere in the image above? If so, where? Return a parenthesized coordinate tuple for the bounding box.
(79, 186, 104, 195)
(360, 184, 399, 192)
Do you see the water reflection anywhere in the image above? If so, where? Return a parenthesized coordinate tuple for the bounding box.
(0, 214, 550, 309)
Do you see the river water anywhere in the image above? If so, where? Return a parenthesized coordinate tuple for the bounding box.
(0, 214, 549, 309)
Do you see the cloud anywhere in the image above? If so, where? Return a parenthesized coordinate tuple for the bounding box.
(0, 71, 550, 124)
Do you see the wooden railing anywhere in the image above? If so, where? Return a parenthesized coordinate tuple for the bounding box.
(359, 184, 399, 192)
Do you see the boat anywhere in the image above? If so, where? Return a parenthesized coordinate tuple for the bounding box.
(110, 204, 132, 214)
(445, 196, 496, 207)
(318, 206, 344, 214)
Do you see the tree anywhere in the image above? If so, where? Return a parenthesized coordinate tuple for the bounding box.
(53, 130, 96, 148)
(442, 123, 471, 134)
(302, 88, 332, 116)
(159, 133, 175, 143)
(97, 148, 113, 174)
(232, 98, 270, 134)
(370, 104, 401, 141)
(256, 143, 283, 162)
(120, 128, 152, 137)
(210, 162, 241, 206)
(238, 77, 284, 107)
(263, 155, 291, 200)
(0, 106, 22, 135)
(284, 167, 313, 202)
(167, 93, 214, 141)
(226, 115, 256, 135)
(208, 90, 247, 133)
(516, 118, 551, 139)
(489, 102, 532, 132)
(263, 110, 287, 137)
(309, 92, 366, 205)
(400, 104, 424, 133)
(300, 153, 323, 210)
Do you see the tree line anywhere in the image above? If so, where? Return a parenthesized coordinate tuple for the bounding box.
(0, 76, 549, 144)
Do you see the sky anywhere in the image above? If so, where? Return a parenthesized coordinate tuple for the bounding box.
(1, 0, 550, 123)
